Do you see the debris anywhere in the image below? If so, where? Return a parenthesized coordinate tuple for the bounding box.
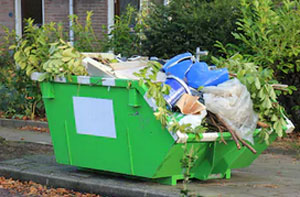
(284, 116, 295, 134)
(82, 57, 115, 78)
(178, 110, 207, 129)
(203, 78, 258, 144)
(82, 52, 115, 60)
(110, 60, 148, 71)
(185, 61, 229, 88)
(208, 112, 227, 144)
(176, 94, 206, 115)
(216, 114, 257, 154)
(257, 121, 269, 128)
(162, 52, 229, 88)
(82, 54, 154, 81)
(163, 76, 191, 109)
(189, 88, 205, 104)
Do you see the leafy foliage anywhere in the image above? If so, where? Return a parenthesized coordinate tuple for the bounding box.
(10, 19, 64, 76)
(40, 40, 87, 81)
(104, 6, 142, 57)
(135, 61, 208, 136)
(216, 0, 300, 131)
(180, 144, 198, 196)
(141, 0, 240, 59)
(11, 19, 87, 81)
(1, 8, 140, 119)
(0, 26, 44, 119)
(70, 11, 103, 52)
(212, 54, 289, 141)
(2, 18, 87, 119)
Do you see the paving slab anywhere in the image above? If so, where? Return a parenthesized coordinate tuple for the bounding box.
(0, 126, 51, 145)
(0, 153, 299, 197)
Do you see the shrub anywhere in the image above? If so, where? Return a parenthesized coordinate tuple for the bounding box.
(216, 0, 300, 130)
(0, 26, 44, 119)
(141, 0, 240, 59)
(70, 11, 103, 52)
(212, 54, 288, 141)
(12, 19, 87, 81)
(104, 6, 142, 57)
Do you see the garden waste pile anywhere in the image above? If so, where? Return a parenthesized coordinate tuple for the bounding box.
(80, 52, 295, 154)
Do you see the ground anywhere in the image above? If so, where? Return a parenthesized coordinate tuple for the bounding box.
(0, 140, 53, 161)
(0, 127, 299, 197)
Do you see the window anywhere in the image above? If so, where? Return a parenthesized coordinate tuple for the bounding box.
(15, 0, 44, 37)
(114, 0, 140, 17)
(22, 0, 43, 29)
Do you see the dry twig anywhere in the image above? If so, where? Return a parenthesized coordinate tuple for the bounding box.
(215, 114, 241, 149)
(209, 114, 227, 145)
(215, 114, 256, 154)
(257, 121, 269, 128)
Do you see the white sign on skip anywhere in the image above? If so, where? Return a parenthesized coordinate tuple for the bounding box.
(73, 96, 117, 138)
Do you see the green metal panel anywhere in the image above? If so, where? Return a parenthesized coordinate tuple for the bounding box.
(42, 81, 175, 177)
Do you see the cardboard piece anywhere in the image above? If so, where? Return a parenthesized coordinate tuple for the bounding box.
(176, 94, 206, 115)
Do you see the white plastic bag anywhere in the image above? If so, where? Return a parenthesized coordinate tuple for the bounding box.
(203, 78, 258, 144)
(178, 110, 207, 129)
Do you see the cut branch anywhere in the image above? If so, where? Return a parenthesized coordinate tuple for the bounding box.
(210, 115, 227, 145)
(271, 84, 288, 90)
(235, 134, 257, 154)
(216, 114, 256, 154)
(215, 114, 241, 149)
(257, 121, 269, 128)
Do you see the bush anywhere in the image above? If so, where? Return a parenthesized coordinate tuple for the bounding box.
(0, 10, 129, 119)
(104, 6, 142, 57)
(2, 17, 85, 119)
(0, 26, 44, 119)
(141, 0, 240, 59)
(70, 11, 103, 52)
(216, 0, 300, 130)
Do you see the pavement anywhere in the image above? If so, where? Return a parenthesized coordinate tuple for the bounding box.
(0, 126, 51, 145)
(0, 126, 299, 197)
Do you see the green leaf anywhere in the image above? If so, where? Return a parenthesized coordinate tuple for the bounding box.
(255, 78, 261, 89)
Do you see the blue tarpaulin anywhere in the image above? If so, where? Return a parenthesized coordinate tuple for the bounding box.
(162, 52, 229, 89)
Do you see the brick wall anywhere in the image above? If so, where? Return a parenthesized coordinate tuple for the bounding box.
(74, 0, 107, 38)
(44, 0, 107, 39)
(0, 0, 108, 39)
(0, 0, 15, 36)
(44, 0, 70, 29)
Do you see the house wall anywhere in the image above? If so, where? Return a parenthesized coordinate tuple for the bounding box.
(43, 0, 108, 38)
(44, 0, 69, 28)
(0, 0, 107, 38)
(0, 0, 15, 36)
(74, 0, 107, 38)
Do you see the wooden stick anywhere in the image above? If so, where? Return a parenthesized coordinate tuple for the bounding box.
(229, 73, 237, 77)
(210, 115, 227, 145)
(216, 115, 240, 149)
(257, 121, 269, 128)
(271, 84, 288, 89)
(216, 114, 257, 154)
(235, 134, 257, 154)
